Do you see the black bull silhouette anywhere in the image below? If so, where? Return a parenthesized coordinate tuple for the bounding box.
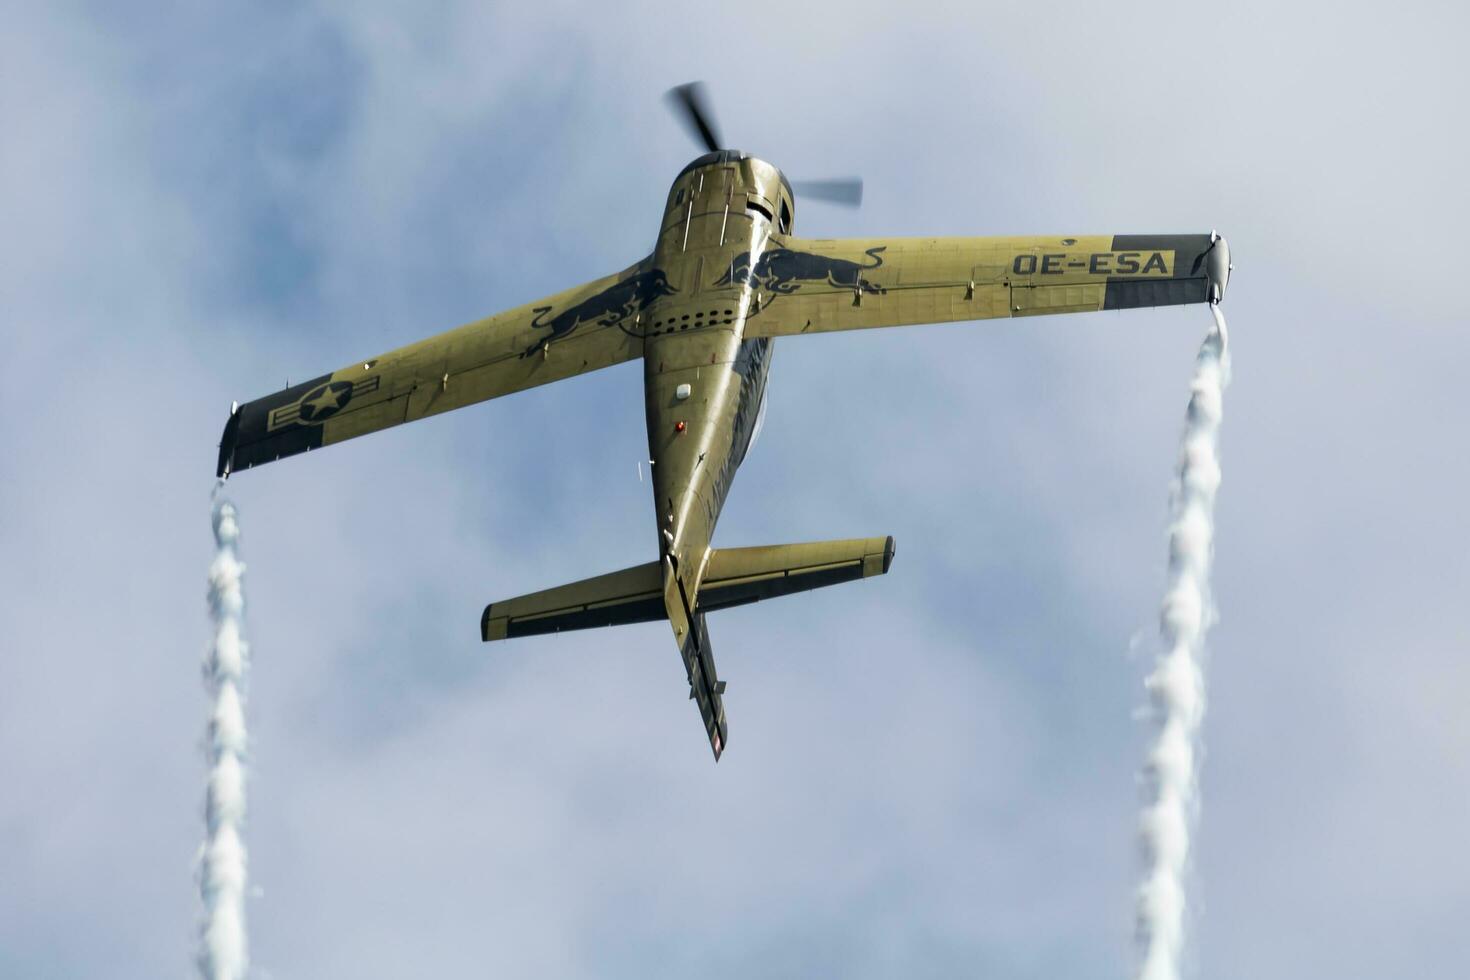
(715, 245, 887, 295)
(521, 269, 677, 357)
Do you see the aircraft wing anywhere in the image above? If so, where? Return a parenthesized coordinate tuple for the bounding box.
(217, 257, 663, 476)
(735, 234, 1228, 340)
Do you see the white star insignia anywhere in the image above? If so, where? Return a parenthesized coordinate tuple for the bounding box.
(303, 384, 345, 416)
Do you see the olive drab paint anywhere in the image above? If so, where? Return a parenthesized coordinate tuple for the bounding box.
(216, 144, 1231, 761)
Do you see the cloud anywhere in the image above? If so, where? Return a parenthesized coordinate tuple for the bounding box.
(3, 2, 1469, 979)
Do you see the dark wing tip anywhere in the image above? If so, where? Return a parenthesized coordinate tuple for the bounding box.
(216, 403, 242, 478)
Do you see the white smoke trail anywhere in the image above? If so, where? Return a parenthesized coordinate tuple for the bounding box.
(1134, 304, 1230, 980)
(200, 482, 250, 980)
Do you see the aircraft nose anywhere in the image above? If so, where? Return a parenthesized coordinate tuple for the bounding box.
(1206, 232, 1232, 303)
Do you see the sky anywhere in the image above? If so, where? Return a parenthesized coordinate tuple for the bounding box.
(3, 2, 1468, 978)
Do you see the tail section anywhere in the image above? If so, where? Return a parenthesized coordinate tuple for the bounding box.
(480, 535, 895, 761)
(663, 554, 728, 760)
(480, 561, 663, 641)
(696, 536, 894, 613)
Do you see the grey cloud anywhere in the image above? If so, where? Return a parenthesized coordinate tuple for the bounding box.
(3, 2, 1467, 979)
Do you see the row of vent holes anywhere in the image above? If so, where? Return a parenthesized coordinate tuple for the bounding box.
(650, 309, 736, 332)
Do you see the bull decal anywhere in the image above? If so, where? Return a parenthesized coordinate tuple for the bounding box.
(715, 245, 887, 296)
(521, 269, 677, 358)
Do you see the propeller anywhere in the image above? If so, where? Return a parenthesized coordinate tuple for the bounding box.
(664, 81, 864, 209)
(666, 82, 722, 155)
(791, 178, 864, 208)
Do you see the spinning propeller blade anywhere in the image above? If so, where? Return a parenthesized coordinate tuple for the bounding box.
(666, 83, 864, 208)
(666, 82, 722, 153)
(791, 178, 864, 208)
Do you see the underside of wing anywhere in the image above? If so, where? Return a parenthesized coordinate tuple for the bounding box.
(217, 257, 665, 476)
(481, 561, 666, 642)
(696, 536, 894, 612)
(736, 233, 1229, 339)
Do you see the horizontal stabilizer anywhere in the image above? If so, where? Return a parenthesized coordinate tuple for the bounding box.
(479, 535, 894, 643)
(481, 561, 663, 642)
(697, 536, 894, 612)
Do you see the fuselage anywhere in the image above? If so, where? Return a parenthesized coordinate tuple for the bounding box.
(642, 150, 792, 600)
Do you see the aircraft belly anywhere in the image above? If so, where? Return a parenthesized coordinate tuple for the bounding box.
(644, 328, 747, 584)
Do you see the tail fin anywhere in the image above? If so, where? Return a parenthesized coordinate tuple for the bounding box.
(672, 535, 895, 762)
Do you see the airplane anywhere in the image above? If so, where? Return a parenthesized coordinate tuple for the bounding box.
(215, 83, 1231, 760)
